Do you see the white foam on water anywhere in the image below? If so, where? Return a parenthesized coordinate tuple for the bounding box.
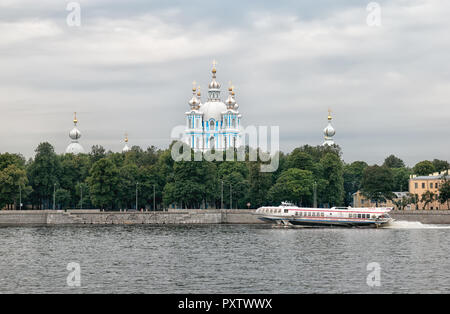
(382, 220, 450, 229)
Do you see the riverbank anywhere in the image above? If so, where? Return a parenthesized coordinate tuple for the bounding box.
(0, 209, 263, 226)
(1, 209, 450, 226)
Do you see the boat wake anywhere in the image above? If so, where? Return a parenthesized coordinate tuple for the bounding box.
(382, 220, 450, 229)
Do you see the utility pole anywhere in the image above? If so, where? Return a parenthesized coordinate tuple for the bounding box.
(153, 184, 156, 211)
(19, 185, 22, 210)
(136, 182, 139, 210)
(80, 184, 83, 209)
(313, 181, 317, 208)
(53, 183, 56, 210)
(230, 184, 232, 210)
(221, 180, 224, 209)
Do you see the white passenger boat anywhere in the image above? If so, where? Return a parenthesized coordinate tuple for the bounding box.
(255, 202, 394, 228)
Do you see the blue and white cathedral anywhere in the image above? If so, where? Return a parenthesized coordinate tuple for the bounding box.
(184, 62, 242, 151)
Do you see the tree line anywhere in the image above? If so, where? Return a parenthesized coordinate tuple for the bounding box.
(0, 142, 449, 210)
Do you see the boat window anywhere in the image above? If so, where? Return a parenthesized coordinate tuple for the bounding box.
(349, 213, 353, 218)
(284, 209, 289, 214)
(358, 214, 361, 219)
(321, 212, 324, 217)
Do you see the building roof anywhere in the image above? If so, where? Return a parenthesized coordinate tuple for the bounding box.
(410, 175, 450, 180)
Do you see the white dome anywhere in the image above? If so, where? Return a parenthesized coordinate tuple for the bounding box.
(69, 127, 81, 140)
(66, 142, 85, 154)
(200, 101, 227, 121)
(122, 144, 131, 153)
(323, 123, 335, 137)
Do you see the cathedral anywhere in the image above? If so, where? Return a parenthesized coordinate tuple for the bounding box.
(184, 62, 242, 151)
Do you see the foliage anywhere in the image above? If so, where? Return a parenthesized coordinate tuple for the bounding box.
(86, 158, 119, 209)
(420, 191, 435, 210)
(361, 165, 394, 205)
(2, 142, 448, 211)
(268, 169, 314, 206)
(438, 180, 450, 209)
(383, 155, 405, 168)
(413, 160, 435, 176)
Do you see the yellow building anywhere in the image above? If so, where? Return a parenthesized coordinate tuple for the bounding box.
(409, 170, 449, 210)
(352, 191, 409, 210)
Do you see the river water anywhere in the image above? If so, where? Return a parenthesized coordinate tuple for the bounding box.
(1, 222, 450, 293)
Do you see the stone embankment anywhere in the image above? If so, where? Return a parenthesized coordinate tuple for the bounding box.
(1, 209, 450, 226)
(0, 209, 262, 226)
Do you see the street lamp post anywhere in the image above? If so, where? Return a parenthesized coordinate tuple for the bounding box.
(136, 182, 139, 211)
(153, 184, 156, 211)
(53, 183, 56, 210)
(19, 185, 22, 210)
(80, 184, 83, 210)
(313, 181, 317, 208)
(221, 180, 224, 209)
(230, 184, 232, 210)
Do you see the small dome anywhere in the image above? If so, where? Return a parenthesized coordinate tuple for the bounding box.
(122, 144, 131, 153)
(189, 95, 200, 107)
(226, 94, 236, 108)
(66, 142, 85, 154)
(323, 123, 335, 137)
(200, 101, 227, 121)
(209, 79, 220, 89)
(69, 127, 81, 140)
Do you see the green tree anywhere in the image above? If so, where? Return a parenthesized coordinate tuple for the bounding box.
(413, 160, 435, 176)
(420, 191, 435, 210)
(319, 153, 344, 206)
(247, 161, 273, 208)
(383, 155, 405, 168)
(139, 164, 164, 210)
(0, 164, 31, 209)
(27, 142, 61, 209)
(55, 188, 71, 210)
(268, 168, 314, 206)
(117, 163, 139, 209)
(361, 165, 394, 205)
(343, 161, 368, 206)
(432, 159, 449, 173)
(89, 145, 106, 164)
(162, 157, 217, 209)
(86, 158, 119, 209)
(392, 167, 411, 192)
(438, 180, 450, 209)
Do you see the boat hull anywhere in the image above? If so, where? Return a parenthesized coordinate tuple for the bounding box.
(258, 216, 393, 228)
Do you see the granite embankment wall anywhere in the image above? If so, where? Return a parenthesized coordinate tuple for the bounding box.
(0, 209, 262, 226)
(390, 210, 450, 224)
(1, 209, 450, 226)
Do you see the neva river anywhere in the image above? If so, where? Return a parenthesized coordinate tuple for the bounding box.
(1, 223, 450, 293)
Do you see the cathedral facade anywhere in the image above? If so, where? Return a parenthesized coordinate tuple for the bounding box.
(184, 63, 242, 151)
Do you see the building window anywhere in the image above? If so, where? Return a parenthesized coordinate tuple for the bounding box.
(422, 183, 425, 188)
(415, 183, 418, 189)
(430, 183, 433, 188)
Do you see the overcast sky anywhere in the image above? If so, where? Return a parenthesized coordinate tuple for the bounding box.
(0, 0, 449, 166)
